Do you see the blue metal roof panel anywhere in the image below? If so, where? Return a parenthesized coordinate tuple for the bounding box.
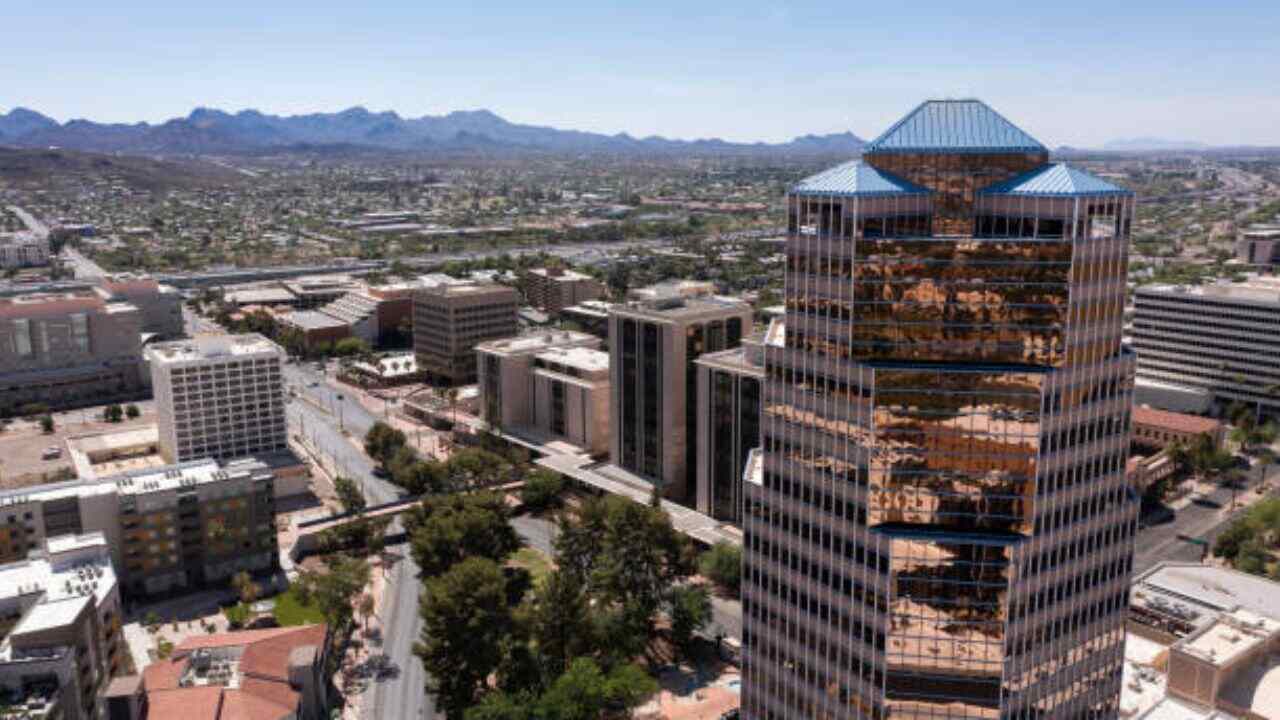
(865, 99, 1046, 154)
(979, 163, 1131, 197)
(790, 160, 929, 197)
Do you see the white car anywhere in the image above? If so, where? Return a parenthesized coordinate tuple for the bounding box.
(41, 446, 62, 460)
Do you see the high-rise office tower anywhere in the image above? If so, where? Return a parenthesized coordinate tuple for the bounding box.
(743, 100, 1139, 719)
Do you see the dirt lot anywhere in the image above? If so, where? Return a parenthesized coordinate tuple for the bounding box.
(0, 400, 157, 489)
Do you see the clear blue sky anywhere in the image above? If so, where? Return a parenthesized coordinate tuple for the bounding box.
(4, 0, 1277, 147)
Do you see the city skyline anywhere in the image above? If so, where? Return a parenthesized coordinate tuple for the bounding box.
(3, 0, 1278, 147)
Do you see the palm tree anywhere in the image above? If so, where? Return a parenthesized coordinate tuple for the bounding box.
(443, 387, 460, 437)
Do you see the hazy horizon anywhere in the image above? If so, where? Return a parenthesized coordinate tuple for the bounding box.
(4, 0, 1277, 147)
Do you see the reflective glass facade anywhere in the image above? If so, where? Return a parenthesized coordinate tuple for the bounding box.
(743, 103, 1138, 720)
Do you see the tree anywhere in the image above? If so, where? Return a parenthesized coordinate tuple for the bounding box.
(358, 593, 376, 635)
(39, 415, 54, 434)
(125, 403, 141, 419)
(395, 459, 449, 495)
(364, 422, 407, 467)
(334, 337, 371, 358)
(527, 570, 595, 680)
(666, 585, 712, 658)
(415, 558, 515, 718)
(444, 386, 461, 433)
(444, 448, 510, 491)
(231, 571, 260, 607)
(536, 658, 657, 720)
(301, 554, 371, 628)
(699, 541, 742, 593)
(520, 469, 566, 513)
(103, 404, 124, 423)
(334, 475, 367, 514)
(407, 492, 522, 578)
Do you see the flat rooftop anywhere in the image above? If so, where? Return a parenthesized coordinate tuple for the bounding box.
(0, 533, 117, 609)
(1133, 406, 1222, 435)
(417, 282, 517, 298)
(528, 267, 595, 282)
(1137, 562, 1280, 618)
(615, 294, 751, 321)
(477, 330, 598, 356)
(1139, 275, 1280, 307)
(281, 310, 347, 331)
(147, 333, 283, 363)
(1180, 609, 1280, 667)
(536, 346, 609, 373)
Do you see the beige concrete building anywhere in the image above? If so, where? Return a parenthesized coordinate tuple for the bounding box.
(521, 267, 606, 315)
(147, 334, 288, 464)
(1167, 609, 1280, 713)
(477, 331, 610, 455)
(97, 277, 183, 339)
(0, 533, 126, 720)
(414, 283, 519, 385)
(0, 290, 145, 411)
(609, 295, 752, 500)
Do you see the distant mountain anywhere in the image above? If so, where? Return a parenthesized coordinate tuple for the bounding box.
(1102, 137, 1210, 152)
(0, 106, 865, 157)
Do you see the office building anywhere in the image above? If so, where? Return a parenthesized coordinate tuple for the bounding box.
(0, 233, 50, 269)
(609, 294, 752, 500)
(477, 330, 610, 454)
(1132, 277, 1280, 417)
(521, 267, 606, 315)
(147, 334, 288, 464)
(694, 322, 772, 522)
(743, 100, 1138, 719)
(97, 277, 184, 339)
(0, 533, 125, 720)
(117, 624, 329, 720)
(0, 290, 145, 411)
(413, 283, 520, 385)
(1235, 224, 1280, 265)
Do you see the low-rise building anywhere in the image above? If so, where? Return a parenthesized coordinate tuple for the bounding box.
(115, 624, 329, 720)
(277, 310, 352, 351)
(521, 267, 605, 315)
(0, 290, 145, 411)
(414, 283, 519, 385)
(1132, 406, 1226, 451)
(0, 533, 125, 720)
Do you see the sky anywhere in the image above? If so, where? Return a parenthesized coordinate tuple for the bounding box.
(4, 0, 1279, 147)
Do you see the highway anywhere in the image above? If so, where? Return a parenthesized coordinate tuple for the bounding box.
(5, 205, 49, 237)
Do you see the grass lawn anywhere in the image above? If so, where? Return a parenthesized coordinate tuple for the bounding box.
(508, 547, 553, 587)
(273, 587, 326, 627)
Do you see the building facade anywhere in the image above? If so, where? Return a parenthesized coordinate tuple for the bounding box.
(147, 334, 288, 464)
(521, 267, 606, 315)
(0, 533, 126, 720)
(609, 295, 752, 500)
(0, 234, 50, 269)
(0, 290, 145, 411)
(97, 277, 183, 339)
(1132, 278, 1280, 417)
(476, 331, 609, 453)
(743, 100, 1139, 719)
(413, 283, 520, 385)
(694, 323, 769, 523)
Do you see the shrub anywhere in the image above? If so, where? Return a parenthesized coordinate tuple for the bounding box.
(520, 469, 566, 512)
(699, 541, 742, 593)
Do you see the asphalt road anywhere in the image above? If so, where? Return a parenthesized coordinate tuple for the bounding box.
(1133, 465, 1275, 574)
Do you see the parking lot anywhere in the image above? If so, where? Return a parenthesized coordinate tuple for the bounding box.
(0, 401, 157, 489)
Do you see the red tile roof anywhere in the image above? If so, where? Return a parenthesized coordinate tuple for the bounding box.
(1133, 406, 1222, 436)
(147, 686, 223, 720)
(142, 624, 326, 720)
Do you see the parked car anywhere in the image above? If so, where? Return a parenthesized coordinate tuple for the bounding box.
(41, 446, 62, 460)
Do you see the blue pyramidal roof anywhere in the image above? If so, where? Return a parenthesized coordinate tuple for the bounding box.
(979, 163, 1130, 197)
(791, 160, 928, 197)
(865, 99, 1046, 154)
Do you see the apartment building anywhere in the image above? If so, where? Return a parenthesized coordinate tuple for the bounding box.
(413, 283, 520, 385)
(694, 322, 772, 523)
(0, 457, 278, 599)
(147, 334, 288, 464)
(476, 331, 610, 454)
(1132, 278, 1280, 416)
(0, 533, 125, 720)
(0, 290, 145, 411)
(609, 295, 752, 501)
(744, 100, 1138, 719)
(521, 267, 606, 315)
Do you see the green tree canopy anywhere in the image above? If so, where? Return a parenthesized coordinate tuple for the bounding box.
(407, 492, 522, 579)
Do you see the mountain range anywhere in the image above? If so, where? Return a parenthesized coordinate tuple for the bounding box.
(0, 106, 867, 157)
